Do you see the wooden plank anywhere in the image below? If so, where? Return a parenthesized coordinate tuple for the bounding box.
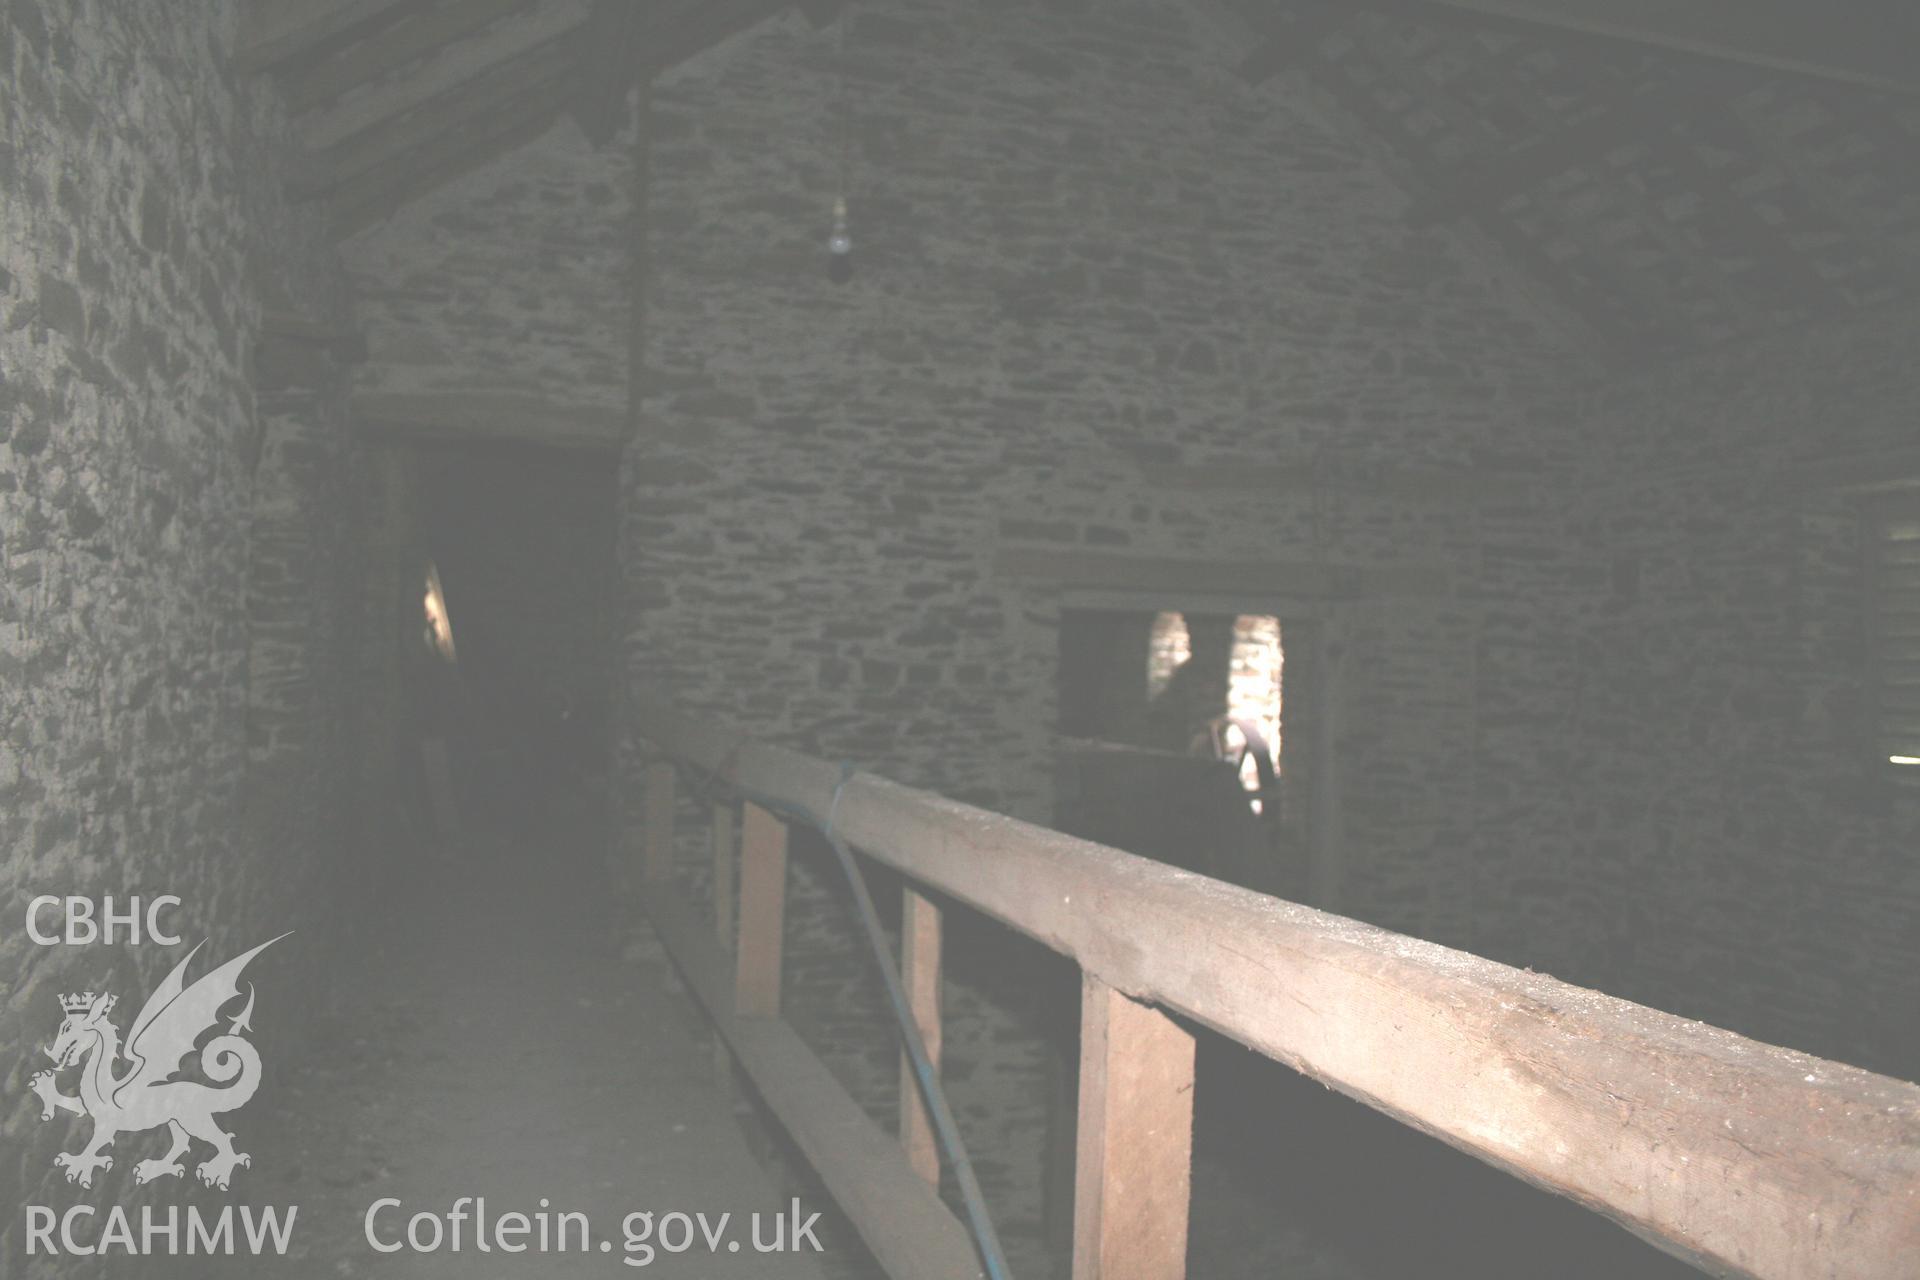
(711, 801, 738, 1082)
(641, 759, 676, 884)
(325, 69, 570, 216)
(303, 0, 589, 151)
(1308, 50, 1649, 363)
(712, 804, 737, 945)
(280, 0, 535, 111)
(1398, 0, 1920, 96)
(235, 0, 420, 74)
(350, 389, 626, 450)
(300, 43, 573, 195)
(899, 887, 943, 1186)
(1071, 975, 1195, 1280)
(993, 548, 1450, 600)
(329, 106, 563, 238)
(1362, 18, 1693, 356)
(1426, 51, 1837, 317)
(735, 802, 788, 1018)
(633, 696, 1920, 1280)
(642, 0, 787, 74)
(648, 893, 985, 1280)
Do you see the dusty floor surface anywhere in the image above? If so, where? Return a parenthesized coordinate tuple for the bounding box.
(131, 816, 833, 1280)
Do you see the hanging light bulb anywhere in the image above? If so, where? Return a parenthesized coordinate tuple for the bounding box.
(824, 9, 855, 286)
(827, 194, 853, 284)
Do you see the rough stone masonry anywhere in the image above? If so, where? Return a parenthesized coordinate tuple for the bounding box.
(0, 0, 380, 1254)
(339, 2, 1920, 1271)
(4, 0, 1917, 1274)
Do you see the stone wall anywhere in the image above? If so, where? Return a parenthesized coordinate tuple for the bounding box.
(244, 379, 379, 965)
(341, 124, 632, 430)
(1551, 303, 1920, 1080)
(326, 1, 1920, 1264)
(611, 2, 1597, 1272)
(623, 0, 1584, 855)
(0, 0, 362, 1253)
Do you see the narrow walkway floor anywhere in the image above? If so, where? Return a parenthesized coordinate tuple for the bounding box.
(234, 820, 828, 1280)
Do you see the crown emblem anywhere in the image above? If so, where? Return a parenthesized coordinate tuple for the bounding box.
(59, 992, 108, 1015)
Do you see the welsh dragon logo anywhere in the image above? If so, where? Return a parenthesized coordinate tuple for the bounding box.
(29, 934, 288, 1191)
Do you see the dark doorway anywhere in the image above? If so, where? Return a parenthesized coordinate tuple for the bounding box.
(409, 440, 619, 840)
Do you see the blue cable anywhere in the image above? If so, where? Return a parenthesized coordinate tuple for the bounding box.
(721, 763, 1014, 1280)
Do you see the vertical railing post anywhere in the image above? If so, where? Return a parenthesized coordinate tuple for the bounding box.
(711, 803, 737, 948)
(1071, 972, 1195, 1280)
(711, 801, 738, 1080)
(899, 886, 943, 1186)
(643, 759, 676, 885)
(734, 802, 788, 1018)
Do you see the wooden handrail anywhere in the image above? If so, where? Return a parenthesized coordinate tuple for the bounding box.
(633, 697, 1920, 1280)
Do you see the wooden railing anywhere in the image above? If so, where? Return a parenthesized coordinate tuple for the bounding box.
(629, 697, 1920, 1280)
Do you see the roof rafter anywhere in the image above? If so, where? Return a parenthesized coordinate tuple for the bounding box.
(303, 0, 589, 152)
(642, 0, 791, 76)
(1386, 0, 1920, 96)
(1405, 44, 1843, 317)
(237, 0, 424, 74)
(1304, 42, 1653, 363)
(296, 43, 575, 197)
(280, 0, 535, 113)
(1365, 26, 1676, 351)
(330, 87, 571, 238)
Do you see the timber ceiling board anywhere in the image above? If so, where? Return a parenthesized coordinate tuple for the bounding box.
(240, 0, 804, 236)
(1226, 0, 1920, 362)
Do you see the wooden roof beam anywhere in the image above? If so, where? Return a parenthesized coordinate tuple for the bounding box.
(236, 0, 421, 74)
(1307, 55, 1651, 363)
(329, 86, 570, 238)
(297, 43, 574, 197)
(303, 0, 589, 152)
(280, 0, 535, 113)
(642, 0, 790, 75)
(1409, 64, 1845, 316)
(1393, 0, 1920, 96)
